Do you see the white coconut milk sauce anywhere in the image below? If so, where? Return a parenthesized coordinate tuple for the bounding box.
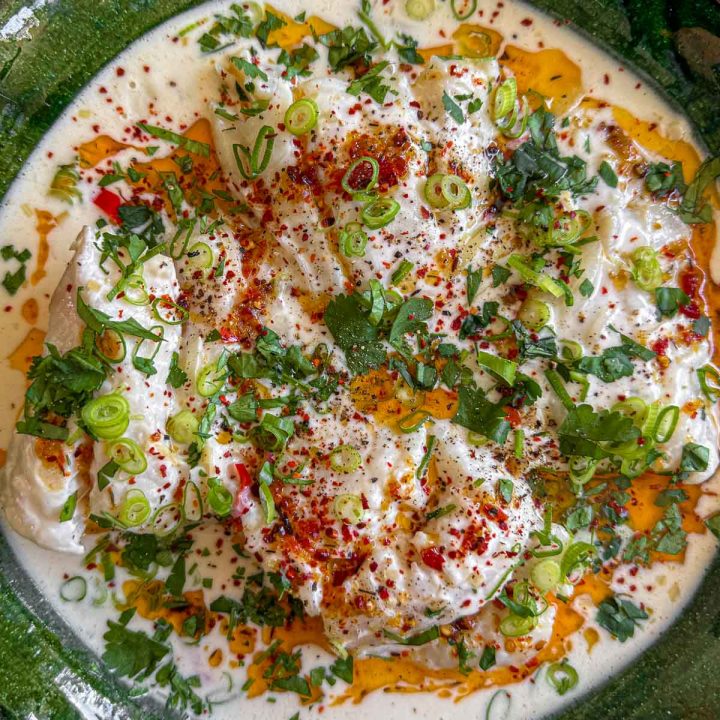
(1, 1, 719, 718)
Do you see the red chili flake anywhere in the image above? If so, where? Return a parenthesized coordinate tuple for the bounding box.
(679, 301, 701, 320)
(421, 546, 445, 571)
(651, 337, 669, 356)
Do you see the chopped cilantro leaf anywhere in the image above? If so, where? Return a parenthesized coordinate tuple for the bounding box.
(452, 386, 511, 445)
(596, 596, 648, 641)
(442, 91, 464, 124)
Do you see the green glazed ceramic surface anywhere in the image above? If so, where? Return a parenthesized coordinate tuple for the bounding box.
(1, 1, 719, 718)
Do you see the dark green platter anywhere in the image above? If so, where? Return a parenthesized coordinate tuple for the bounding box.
(1, 1, 720, 718)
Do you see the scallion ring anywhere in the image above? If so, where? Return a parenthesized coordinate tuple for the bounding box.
(398, 409, 430, 433)
(493, 77, 517, 120)
(151, 502, 182, 536)
(698, 364, 720, 402)
(233, 125, 275, 180)
(167, 409, 199, 444)
(653, 405, 679, 444)
(207, 477, 233, 517)
(405, 0, 435, 20)
(561, 340, 583, 361)
(544, 209, 592, 247)
(499, 613, 536, 637)
(132, 325, 163, 368)
(333, 494, 364, 525)
(187, 241, 214, 270)
(182, 480, 204, 522)
(342, 156, 380, 197)
(530, 559, 561, 592)
(284, 98, 319, 136)
(560, 542, 596, 583)
(82, 394, 130, 440)
(108, 437, 147, 475)
(94, 328, 126, 364)
(568, 456, 598, 485)
(611, 397, 648, 427)
(476, 350, 517, 386)
(517, 298, 550, 330)
(329, 444, 362, 473)
(451, 0, 477, 20)
(118, 489, 151, 527)
(197, 360, 228, 397)
(339, 222, 369, 258)
(122, 274, 150, 306)
(440, 174, 471, 209)
(547, 661, 579, 696)
(424, 173, 471, 210)
(630, 246, 663, 292)
(60, 576, 87, 602)
(498, 97, 530, 139)
(152, 296, 188, 325)
(361, 197, 401, 229)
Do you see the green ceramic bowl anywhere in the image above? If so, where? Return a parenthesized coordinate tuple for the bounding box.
(1, 1, 719, 718)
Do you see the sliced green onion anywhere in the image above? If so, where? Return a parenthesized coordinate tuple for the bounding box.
(630, 246, 662, 292)
(406, 0, 435, 20)
(451, 0, 477, 20)
(477, 350, 517, 386)
(284, 98, 319, 136)
(342, 156, 379, 196)
(187, 241, 214, 270)
(424, 173, 448, 208)
(507, 255, 565, 298)
(493, 77, 517, 120)
(499, 613, 536, 637)
(82, 394, 130, 440)
(333, 494, 364, 524)
(330, 444, 362, 473)
(339, 222, 368, 257)
(118, 489, 151, 527)
(258, 481, 276, 524)
(561, 340, 583, 361)
(391, 260, 414, 285)
(611, 397, 648, 427)
(560, 542, 596, 582)
(514, 428, 524, 459)
(653, 405, 679, 444)
(547, 661, 579, 695)
(253, 413, 294, 452)
(95, 328, 126, 364)
(132, 325, 163, 370)
(424, 174, 471, 210)
(182, 481, 203, 522)
(108, 438, 147, 475)
(49, 164, 82, 204)
(207, 478, 232, 518)
(441, 174, 471, 209)
(544, 369, 574, 411)
(152, 502, 182, 536)
(517, 299, 550, 330)
(122, 273, 150, 306)
(232, 125, 275, 180)
(60, 576, 87, 602)
(543, 210, 592, 247)
(698, 364, 720, 402)
(468, 431, 489, 446)
(497, 97, 530, 139)
(530, 559, 561, 592)
(197, 360, 227, 397)
(417, 435, 437, 479)
(568, 370, 589, 401)
(398, 410, 430, 433)
(361, 197, 401, 229)
(167, 409, 199, 444)
(152, 296, 188, 325)
(568, 456, 598, 485)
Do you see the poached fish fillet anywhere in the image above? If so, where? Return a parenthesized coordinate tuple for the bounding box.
(3, 33, 719, 662)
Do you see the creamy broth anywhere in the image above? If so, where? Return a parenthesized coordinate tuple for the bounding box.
(1, 1, 719, 719)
